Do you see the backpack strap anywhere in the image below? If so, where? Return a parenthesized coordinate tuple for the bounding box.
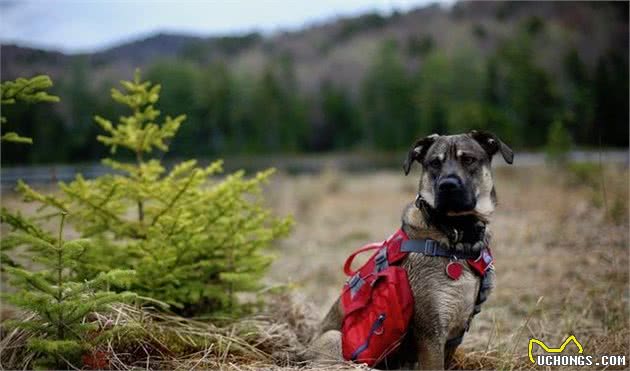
(473, 268, 493, 314)
(343, 242, 382, 276)
(344, 245, 389, 299)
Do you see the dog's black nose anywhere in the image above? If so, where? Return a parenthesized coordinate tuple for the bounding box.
(438, 177, 461, 192)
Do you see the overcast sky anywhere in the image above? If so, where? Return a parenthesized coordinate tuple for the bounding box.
(0, 0, 449, 54)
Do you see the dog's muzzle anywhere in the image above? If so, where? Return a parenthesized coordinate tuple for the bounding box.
(438, 176, 462, 193)
(435, 176, 476, 212)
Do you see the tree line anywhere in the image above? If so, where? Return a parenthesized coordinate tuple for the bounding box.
(1, 28, 627, 165)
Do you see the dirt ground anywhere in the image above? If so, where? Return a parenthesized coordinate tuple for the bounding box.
(265, 163, 629, 370)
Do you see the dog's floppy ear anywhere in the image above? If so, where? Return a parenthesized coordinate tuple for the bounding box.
(469, 130, 514, 164)
(403, 134, 439, 175)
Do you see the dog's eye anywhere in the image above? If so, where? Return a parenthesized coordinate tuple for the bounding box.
(461, 155, 476, 166)
(429, 158, 442, 169)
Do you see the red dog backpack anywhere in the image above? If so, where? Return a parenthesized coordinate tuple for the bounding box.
(340, 228, 494, 367)
(340, 229, 414, 365)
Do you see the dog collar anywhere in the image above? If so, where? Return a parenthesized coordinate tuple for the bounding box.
(414, 193, 488, 246)
(400, 239, 484, 261)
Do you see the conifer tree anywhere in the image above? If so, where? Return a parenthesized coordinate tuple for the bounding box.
(0, 75, 59, 144)
(18, 70, 292, 315)
(1, 212, 136, 369)
(545, 120, 572, 164)
(1, 78, 135, 368)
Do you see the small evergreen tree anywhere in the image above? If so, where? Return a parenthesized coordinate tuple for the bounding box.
(1, 79, 135, 368)
(0, 75, 59, 144)
(18, 70, 292, 315)
(1, 212, 136, 369)
(545, 120, 572, 164)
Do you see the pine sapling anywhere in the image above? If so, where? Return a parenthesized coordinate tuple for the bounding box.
(14, 70, 292, 316)
(0, 75, 59, 144)
(1, 212, 136, 369)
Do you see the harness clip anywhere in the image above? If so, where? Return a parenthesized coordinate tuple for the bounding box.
(374, 247, 389, 272)
(424, 240, 438, 256)
(348, 273, 365, 299)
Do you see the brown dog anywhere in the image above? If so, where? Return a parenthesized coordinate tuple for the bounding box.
(307, 131, 513, 369)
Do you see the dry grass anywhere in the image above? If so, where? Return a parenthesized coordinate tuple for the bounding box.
(1, 296, 366, 370)
(1, 163, 628, 370)
(267, 163, 629, 370)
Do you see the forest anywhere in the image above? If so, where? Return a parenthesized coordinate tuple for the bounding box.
(1, 1, 628, 165)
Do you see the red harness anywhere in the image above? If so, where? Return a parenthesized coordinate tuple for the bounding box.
(340, 228, 493, 366)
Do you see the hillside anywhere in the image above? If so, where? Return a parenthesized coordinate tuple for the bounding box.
(2, 2, 626, 92)
(1, 1, 628, 165)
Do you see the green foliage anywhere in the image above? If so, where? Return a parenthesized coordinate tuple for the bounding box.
(545, 120, 572, 164)
(523, 16, 545, 35)
(0, 75, 59, 144)
(61, 58, 108, 161)
(415, 50, 487, 135)
(21, 71, 292, 315)
(406, 34, 435, 56)
(194, 63, 237, 151)
(2, 8, 628, 165)
(319, 81, 361, 149)
(593, 51, 629, 146)
(566, 162, 602, 188)
(242, 57, 308, 152)
(1, 212, 135, 369)
(144, 58, 308, 155)
(94, 70, 185, 154)
(492, 31, 558, 147)
(0, 76, 129, 368)
(145, 61, 201, 156)
(362, 40, 417, 149)
(562, 49, 594, 144)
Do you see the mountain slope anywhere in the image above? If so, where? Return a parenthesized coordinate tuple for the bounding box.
(2, 1, 626, 94)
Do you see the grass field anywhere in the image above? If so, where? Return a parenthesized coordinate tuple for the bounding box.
(1, 162, 628, 370)
(265, 163, 629, 370)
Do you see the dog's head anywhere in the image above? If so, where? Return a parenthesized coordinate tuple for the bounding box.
(403, 131, 513, 216)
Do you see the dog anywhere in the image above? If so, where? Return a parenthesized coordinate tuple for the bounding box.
(307, 131, 513, 369)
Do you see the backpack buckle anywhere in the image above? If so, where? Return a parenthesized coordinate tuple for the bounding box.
(348, 273, 365, 298)
(374, 247, 388, 272)
(348, 273, 361, 287)
(473, 248, 493, 272)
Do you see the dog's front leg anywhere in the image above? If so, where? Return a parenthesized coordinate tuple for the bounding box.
(306, 297, 344, 363)
(416, 336, 445, 370)
(316, 296, 343, 334)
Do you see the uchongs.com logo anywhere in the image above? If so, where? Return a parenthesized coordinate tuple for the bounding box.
(528, 335, 627, 367)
